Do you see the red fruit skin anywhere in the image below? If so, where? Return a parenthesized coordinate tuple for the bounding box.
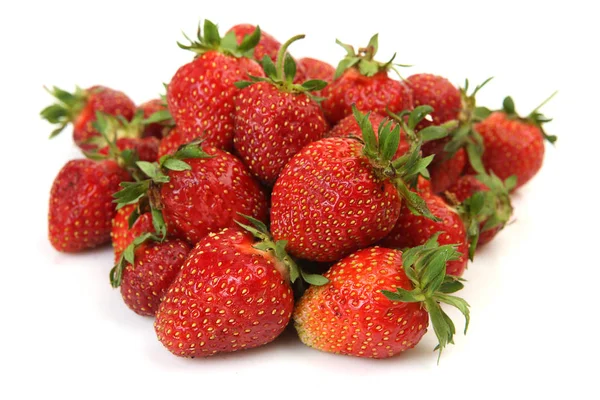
(327, 112, 410, 159)
(444, 175, 500, 245)
(380, 193, 468, 277)
(138, 99, 168, 138)
(48, 159, 130, 252)
(160, 147, 268, 244)
(73, 86, 136, 151)
(157, 128, 183, 158)
(406, 74, 461, 130)
(228, 24, 281, 63)
(154, 228, 294, 357)
(298, 58, 335, 82)
(426, 145, 466, 194)
(321, 70, 413, 125)
(233, 82, 328, 186)
(294, 247, 429, 359)
(121, 239, 191, 316)
(271, 137, 401, 262)
(469, 112, 544, 189)
(166, 52, 264, 151)
(111, 204, 154, 262)
(99, 137, 159, 162)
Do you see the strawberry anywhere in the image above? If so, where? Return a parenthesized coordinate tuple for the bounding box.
(380, 192, 469, 277)
(113, 142, 268, 245)
(467, 94, 557, 188)
(137, 99, 172, 138)
(298, 57, 335, 83)
(111, 204, 154, 261)
(233, 35, 329, 186)
(327, 112, 410, 159)
(110, 233, 191, 316)
(444, 173, 515, 251)
(294, 237, 469, 359)
(166, 20, 265, 152)
(423, 139, 467, 193)
(154, 218, 327, 357)
(157, 127, 184, 158)
(41, 85, 135, 150)
(321, 34, 413, 124)
(406, 73, 461, 130)
(48, 159, 130, 252)
(270, 107, 446, 262)
(227, 23, 281, 63)
(98, 137, 159, 163)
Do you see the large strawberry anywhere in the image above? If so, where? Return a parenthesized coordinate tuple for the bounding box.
(227, 23, 281, 63)
(321, 34, 413, 124)
(233, 35, 328, 186)
(445, 173, 515, 252)
(270, 107, 448, 262)
(166, 20, 265, 152)
(41, 85, 135, 150)
(467, 94, 557, 188)
(48, 159, 130, 252)
(110, 233, 191, 316)
(154, 219, 326, 357)
(381, 189, 468, 277)
(113, 142, 268, 245)
(294, 237, 469, 359)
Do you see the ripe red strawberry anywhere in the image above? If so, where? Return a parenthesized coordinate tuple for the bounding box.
(154, 220, 326, 357)
(227, 23, 281, 63)
(270, 107, 443, 262)
(294, 238, 470, 359)
(468, 95, 556, 188)
(406, 73, 461, 130)
(157, 127, 184, 158)
(425, 141, 466, 193)
(98, 137, 159, 163)
(111, 204, 154, 261)
(137, 99, 172, 138)
(380, 192, 468, 277)
(327, 112, 410, 159)
(233, 35, 329, 186)
(167, 20, 265, 152)
(114, 142, 268, 245)
(321, 34, 413, 124)
(298, 57, 335, 82)
(110, 233, 191, 316)
(41, 85, 135, 150)
(48, 159, 130, 252)
(444, 173, 515, 250)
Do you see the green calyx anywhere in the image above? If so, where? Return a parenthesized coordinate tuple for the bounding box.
(356, 105, 454, 220)
(500, 92, 558, 144)
(452, 173, 515, 260)
(110, 232, 164, 288)
(441, 78, 494, 174)
(40, 86, 91, 138)
(235, 214, 329, 287)
(178, 19, 260, 59)
(235, 34, 327, 96)
(381, 234, 470, 362)
(333, 33, 409, 79)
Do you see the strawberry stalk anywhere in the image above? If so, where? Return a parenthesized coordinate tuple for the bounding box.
(381, 234, 470, 362)
(40, 86, 91, 138)
(501, 91, 558, 144)
(235, 214, 328, 286)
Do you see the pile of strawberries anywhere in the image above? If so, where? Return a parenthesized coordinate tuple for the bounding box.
(43, 20, 555, 360)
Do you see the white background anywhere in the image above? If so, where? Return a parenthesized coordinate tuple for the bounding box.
(1, 1, 598, 399)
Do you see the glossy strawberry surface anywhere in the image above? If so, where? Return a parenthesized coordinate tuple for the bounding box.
(406, 73, 461, 130)
(137, 99, 168, 138)
(111, 205, 154, 261)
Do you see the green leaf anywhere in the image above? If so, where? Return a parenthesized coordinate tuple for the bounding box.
(409, 105, 434, 130)
(123, 244, 135, 265)
(300, 79, 328, 91)
(382, 288, 423, 303)
(238, 213, 269, 234)
(466, 142, 486, 175)
(143, 109, 172, 124)
(353, 106, 376, 154)
(220, 31, 238, 51)
(172, 142, 212, 160)
(438, 278, 464, 294)
(203, 19, 221, 47)
(504, 175, 518, 191)
(334, 57, 360, 79)
(112, 181, 150, 208)
(283, 53, 296, 83)
(151, 208, 167, 239)
(436, 293, 470, 334)
(366, 33, 379, 55)
(300, 270, 329, 286)
(358, 60, 379, 77)
(235, 80, 254, 89)
(127, 207, 140, 229)
(420, 251, 450, 296)
(473, 106, 492, 121)
(419, 126, 449, 142)
(502, 96, 516, 115)
(136, 161, 161, 179)
(261, 55, 277, 79)
(238, 25, 261, 53)
(381, 124, 401, 162)
(162, 158, 191, 171)
(425, 298, 451, 361)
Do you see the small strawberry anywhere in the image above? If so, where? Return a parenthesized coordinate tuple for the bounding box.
(154, 218, 327, 357)
(298, 57, 335, 83)
(294, 236, 469, 359)
(227, 23, 281, 63)
(233, 35, 329, 186)
(157, 127, 184, 158)
(406, 73, 461, 130)
(41, 85, 135, 150)
(167, 20, 265, 152)
(467, 94, 557, 188)
(111, 204, 154, 261)
(270, 106, 447, 262)
(321, 34, 413, 124)
(48, 159, 130, 252)
(113, 142, 268, 245)
(380, 192, 469, 277)
(327, 112, 410, 159)
(137, 99, 173, 138)
(110, 233, 191, 316)
(445, 173, 515, 252)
